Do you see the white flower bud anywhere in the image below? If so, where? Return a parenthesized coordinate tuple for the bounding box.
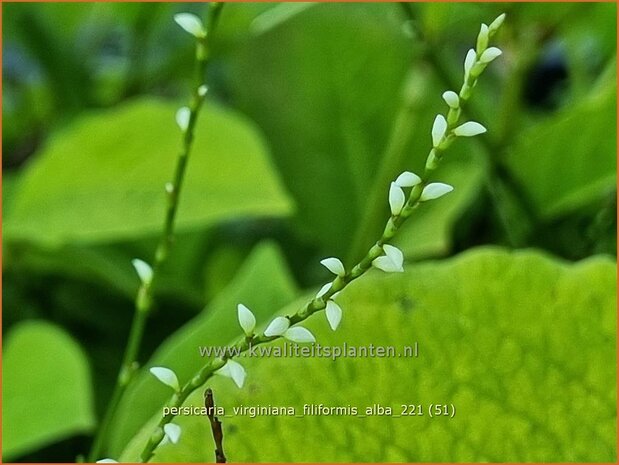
(464, 49, 477, 78)
(315, 282, 332, 299)
(215, 359, 246, 388)
(96, 460, 118, 463)
(442, 91, 459, 109)
(165, 182, 174, 195)
(175, 107, 191, 132)
(420, 183, 454, 201)
(264, 316, 290, 337)
(174, 13, 206, 38)
(163, 423, 182, 444)
(150, 366, 180, 392)
(237, 303, 256, 336)
(198, 85, 208, 97)
(477, 23, 489, 52)
(389, 182, 406, 216)
(488, 13, 506, 34)
(320, 257, 345, 277)
(325, 300, 342, 331)
(479, 47, 502, 64)
(431, 114, 447, 148)
(132, 258, 153, 286)
(284, 326, 316, 343)
(454, 121, 487, 137)
(394, 171, 421, 187)
(372, 244, 404, 273)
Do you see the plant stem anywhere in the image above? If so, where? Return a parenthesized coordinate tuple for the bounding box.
(88, 5, 223, 462)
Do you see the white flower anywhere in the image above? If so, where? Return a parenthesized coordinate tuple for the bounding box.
(284, 326, 316, 343)
(96, 460, 118, 463)
(394, 171, 421, 187)
(320, 257, 345, 277)
(325, 300, 342, 331)
(479, 47, 502, 64)
(476, 23, 489, 52)
(132, 258, 153, 285)
(150, 367, 180, 392)
(454, 121, 487, 137)
(215, 359, 246, 388)
(175, 107, 191, 132)
(237, 303, 256, 336)
(198, 85, 208, 97)
(420, 183, 454, 201)
(431, 114, 447, 148)
(264, 316, 290, 337)
(442, 91, 459, 109)
(174, 13, 206, 38)
(389, 182, 406, 216)
(372, 244, 404, 273)
(489, 13, 506, 34)
(163, 423, 182, 444)
(315, 282, 332, 299)
(464, 49, 477, 78)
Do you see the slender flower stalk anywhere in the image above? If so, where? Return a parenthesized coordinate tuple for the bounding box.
(88, 4, 224, 463)
(138, 13, 504, 462)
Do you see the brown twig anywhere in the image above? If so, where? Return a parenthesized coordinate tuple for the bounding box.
(204, 388, 226, 463)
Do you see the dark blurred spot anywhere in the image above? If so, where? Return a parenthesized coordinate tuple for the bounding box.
(398, 296, 415, 313)
(524, 42, 569, 111)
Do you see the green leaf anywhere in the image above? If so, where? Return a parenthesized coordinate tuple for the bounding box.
(120, 248, 615, 461)
(4, 98, 292, 245)
(505, 82, 616, 220)
(3, 321, 95, 460)
(228, 3, 412, 255)
(105, 241, 298, 456)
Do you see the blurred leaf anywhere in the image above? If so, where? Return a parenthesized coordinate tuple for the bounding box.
(120, 248, 615, 461)
(3, 321, 95, 460)
(229, 3, 412, 255)
(106, 241, 298, 456)
(5, 98, 292, 245)
(505, 75, 616, 220)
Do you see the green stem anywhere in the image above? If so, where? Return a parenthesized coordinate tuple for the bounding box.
(88, 5, 223, 462)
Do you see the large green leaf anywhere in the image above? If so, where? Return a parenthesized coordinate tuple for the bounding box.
(505, 81, 616, 220)
(121, 248, 615, 462)
(105, 241, 298, 457)
(228, 3, 412, 255)
(3, 321, 96, 460)
(4, 98, 292, 245)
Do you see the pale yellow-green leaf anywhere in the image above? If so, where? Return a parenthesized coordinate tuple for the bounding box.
(120, 248, 615, 462)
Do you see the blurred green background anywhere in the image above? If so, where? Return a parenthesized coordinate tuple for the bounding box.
(2, 2, 617, 462)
